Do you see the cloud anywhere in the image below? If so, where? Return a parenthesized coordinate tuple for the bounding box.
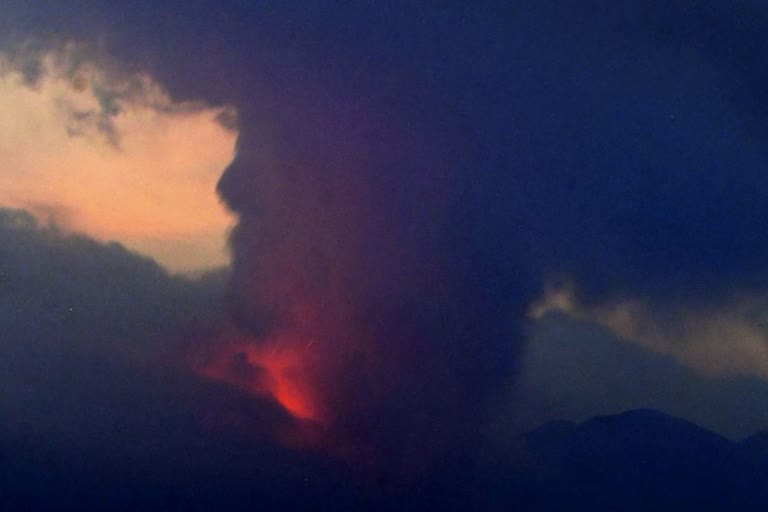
(531, 282, 768, 380)
(494, 311, 768, 441)
(492, 1, 768, 384)
(0, 43, 237, 272)
(0, 206, 338, 508)
(0, 206, 226, 355)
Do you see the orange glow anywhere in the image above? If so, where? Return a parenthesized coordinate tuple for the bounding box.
(244, 341, 318, 421)
(194, 332, 324, 425)
(0, 46, 237, 272)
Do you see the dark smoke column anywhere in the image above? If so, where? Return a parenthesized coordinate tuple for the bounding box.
(214, 79, 533, 472)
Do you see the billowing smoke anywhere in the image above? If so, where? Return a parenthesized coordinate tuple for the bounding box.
(186, 78, 536, 472)
(40, 0, 762, 476)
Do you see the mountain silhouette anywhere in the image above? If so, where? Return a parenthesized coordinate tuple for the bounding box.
(4, 407, 768, 510)
(505, 409, 768, 511)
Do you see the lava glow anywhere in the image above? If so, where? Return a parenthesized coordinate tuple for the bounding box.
(254, 343, 317, 420)
(193, 331, 325, 425)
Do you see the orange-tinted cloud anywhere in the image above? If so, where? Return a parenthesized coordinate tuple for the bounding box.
(0, 44, 237, 272)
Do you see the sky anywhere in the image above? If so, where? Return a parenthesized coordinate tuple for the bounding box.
(2, 1, 768, 508)
(0, 43, 236, 272)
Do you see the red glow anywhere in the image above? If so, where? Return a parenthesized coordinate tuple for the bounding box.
(192, 330, 325, 426)
(249, 340, 317, 421)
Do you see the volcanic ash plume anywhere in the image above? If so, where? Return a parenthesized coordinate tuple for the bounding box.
(193, 89, 534, 472)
